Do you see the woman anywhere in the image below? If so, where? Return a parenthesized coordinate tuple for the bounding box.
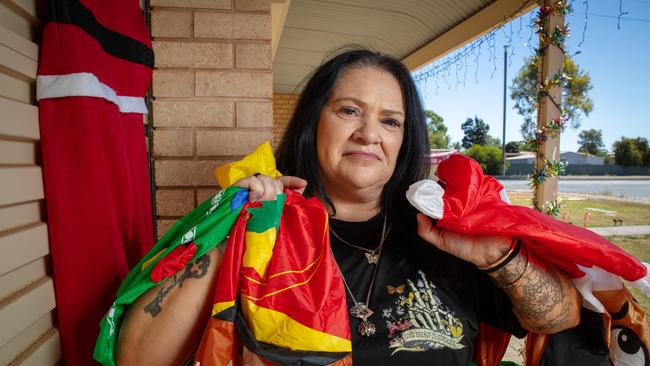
(116, 48, 580, 365)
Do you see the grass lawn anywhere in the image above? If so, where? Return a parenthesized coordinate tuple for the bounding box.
(508, 191, 650, 317)
(608, 234, 650, 319)
(507, 191, 650, 227)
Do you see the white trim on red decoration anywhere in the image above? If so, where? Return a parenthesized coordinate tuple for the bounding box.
(36, 72, 147, 114)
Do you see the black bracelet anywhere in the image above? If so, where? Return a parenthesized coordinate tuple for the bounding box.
(479, 238, 521, 274)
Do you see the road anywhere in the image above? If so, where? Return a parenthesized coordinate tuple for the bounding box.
(500, 179, 650, 200)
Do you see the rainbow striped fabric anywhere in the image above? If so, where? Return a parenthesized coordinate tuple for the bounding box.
(94, 142, 351, 366)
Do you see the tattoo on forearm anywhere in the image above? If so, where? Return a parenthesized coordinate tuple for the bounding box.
(491, 250, 527, 285)
(490, 249, 574, 330)
(144, 255, 211, 317)
(517, 264, 563, 318)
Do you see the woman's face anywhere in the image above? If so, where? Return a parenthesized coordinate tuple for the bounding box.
(316, 66, 405, 196)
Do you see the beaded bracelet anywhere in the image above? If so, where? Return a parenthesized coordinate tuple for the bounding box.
(477, 237, 520, 273)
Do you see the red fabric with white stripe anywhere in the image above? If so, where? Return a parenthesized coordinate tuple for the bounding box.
(38, 23, 151, 96)
(435, 154, 646, 281)
(38, 1, 153, 364)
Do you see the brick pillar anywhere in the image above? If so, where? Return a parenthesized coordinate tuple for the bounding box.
(151, 0, 273, 238)
(272, 93, 298, 146)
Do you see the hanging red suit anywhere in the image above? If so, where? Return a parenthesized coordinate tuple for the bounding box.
(37, 0, 154, 364)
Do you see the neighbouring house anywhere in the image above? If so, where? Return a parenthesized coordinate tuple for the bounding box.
(560, 151, 605, 165)
(506, 151, 604, 166)
(506, 151, 536, 166)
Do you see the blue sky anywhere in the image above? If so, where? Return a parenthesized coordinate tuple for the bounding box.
(415, 0, 650, 152)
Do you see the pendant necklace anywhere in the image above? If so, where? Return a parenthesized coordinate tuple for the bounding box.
(331, 213, 389, 337)
(330, 224, 390, 265)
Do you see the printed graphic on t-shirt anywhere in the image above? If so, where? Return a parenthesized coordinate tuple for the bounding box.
(382, 270, 465, 355)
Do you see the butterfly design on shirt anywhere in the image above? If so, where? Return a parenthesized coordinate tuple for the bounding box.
(386, 284, 405, 295)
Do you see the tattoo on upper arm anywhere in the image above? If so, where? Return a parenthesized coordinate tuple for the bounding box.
(144, 254, 211, 317)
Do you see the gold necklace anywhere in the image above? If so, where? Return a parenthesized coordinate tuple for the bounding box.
(333, 213, 389, 337)
(329, 225, 390, 265)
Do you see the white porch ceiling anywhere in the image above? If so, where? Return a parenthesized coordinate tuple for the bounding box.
(272, 0, 496, 93)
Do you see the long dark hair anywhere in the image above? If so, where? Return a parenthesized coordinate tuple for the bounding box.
(275, 47, 430, 214)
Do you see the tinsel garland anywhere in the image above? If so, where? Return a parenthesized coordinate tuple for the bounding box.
(527, 0, 572, 215)
(410, 0, 630, 214)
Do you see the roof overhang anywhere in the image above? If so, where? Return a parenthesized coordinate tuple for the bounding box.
(272, 0, 537, 93)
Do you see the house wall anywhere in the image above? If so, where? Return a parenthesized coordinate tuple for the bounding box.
(561, 152, 586, 165)
(150, 0, 273, 238)
(508, 158, 535, 165)
(560, 152, 604, 166)
(0, 0, 64, 364)
(272, 92, 298, 147)
(585, 156, 604, 165)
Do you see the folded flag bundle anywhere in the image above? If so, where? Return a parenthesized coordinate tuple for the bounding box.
(95, 142, 351, 366)
(195, 189, 351, 365)
(407, 154, 650, 365)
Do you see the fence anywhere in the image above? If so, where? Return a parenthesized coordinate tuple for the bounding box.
(506, 164, 650, 176)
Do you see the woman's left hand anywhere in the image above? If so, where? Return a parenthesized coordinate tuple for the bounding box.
(417, 213, 581, 333)
(416, 213, 512, 267)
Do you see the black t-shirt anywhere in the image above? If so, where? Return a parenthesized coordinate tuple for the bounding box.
(329, 208, 526, 365)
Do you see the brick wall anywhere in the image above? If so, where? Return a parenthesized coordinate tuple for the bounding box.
(151, 0, 273, 238)
(272, 93, 298, 147)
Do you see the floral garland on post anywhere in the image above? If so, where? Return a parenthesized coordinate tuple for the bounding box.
(525, 0, 572, 215)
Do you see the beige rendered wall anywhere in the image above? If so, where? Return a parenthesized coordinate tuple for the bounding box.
(0, 0, 64, 364)
(151, 0, 273, 238)
(272, 93, 298, 147)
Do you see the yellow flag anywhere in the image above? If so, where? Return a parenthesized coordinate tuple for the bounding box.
(214, 141, 282, 188)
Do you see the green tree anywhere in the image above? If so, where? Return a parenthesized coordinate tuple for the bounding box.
(511, 55, 594, 140)
(613, 137, 649, 166)
(505, 141, 520, 153)
(461, 116, 490, 149)
(604, 154, 613, 165)
(462, 145, 509, 175)
(484, 135, 502, 147)
(577, 129, 606, 156)
(519, 118, 537, 142)
(518, 142, 533, 152)
(451, 141, 462, 151)
(424, 110, 450, 149)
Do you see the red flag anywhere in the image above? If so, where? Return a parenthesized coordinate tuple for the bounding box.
(196, 190, 351, 365)
(409, 154, 646, 281)
(407, 154, 650, 365)
(37, 0, 154, 364)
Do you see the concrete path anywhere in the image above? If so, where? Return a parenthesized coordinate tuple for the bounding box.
(588, 225, 650, 236)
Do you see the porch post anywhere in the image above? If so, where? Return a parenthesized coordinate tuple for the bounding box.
(535, 1, 564, 211)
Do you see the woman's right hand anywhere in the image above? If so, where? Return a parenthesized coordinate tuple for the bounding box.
(233, 174, 307, 202)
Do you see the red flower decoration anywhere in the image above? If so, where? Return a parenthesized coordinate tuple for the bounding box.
(150, 243, 197, 283)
